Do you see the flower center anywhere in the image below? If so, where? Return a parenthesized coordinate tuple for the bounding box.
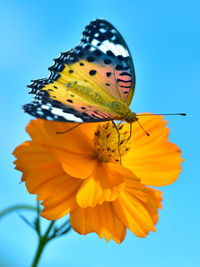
(94, 122, 131, 163)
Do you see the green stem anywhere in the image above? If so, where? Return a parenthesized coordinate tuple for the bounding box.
(36, 202, 41, 237)
(31, 221, 55, 267)
(0, 205, 39, 219)
(31, 238, 47, 267)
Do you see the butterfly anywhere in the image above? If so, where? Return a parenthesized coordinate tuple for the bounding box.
(24, 19, 137, 124)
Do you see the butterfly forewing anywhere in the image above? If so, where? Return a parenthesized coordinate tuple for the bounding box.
(81, 19, 135, 104)
(24, 19, 135, 122)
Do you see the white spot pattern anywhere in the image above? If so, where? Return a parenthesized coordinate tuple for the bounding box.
(51, 107, 83, 122)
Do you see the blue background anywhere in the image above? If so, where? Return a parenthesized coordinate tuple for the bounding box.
(0, 0, 199, 266)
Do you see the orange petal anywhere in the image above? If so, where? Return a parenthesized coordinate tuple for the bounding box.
(26, 119, 51, 143)
(22, 160, 82, 220)
(70, 202, 126, 244)
(43, 120, 95, 154)
(13, 141, 55, 181)
(108, 163, 141, 182)
(40, 173, 81, 207)
(25, 160, 65, 194)
(124, 176, 149, 203)
(108, 164, 147, 200)
(55, 149, 96, 179)
(124, 177, 163, 224)
(76, 162, 125, 207)
(40, 176, 81, 220)
(15, 120, 97, 180)
(123, 115, 183, 186)
(142, 187, 163, 224)
(41, 194, 78, 220)
(113, 190, 157, 237)
(78, 122, 99, 141)
(37, 120, 98, 178)
(27, 119, 96, 179)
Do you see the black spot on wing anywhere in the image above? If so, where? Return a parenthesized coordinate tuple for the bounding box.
(89, 70, 97, 76)
(104, 59, 111, 64)
(106, 72, 111, 77)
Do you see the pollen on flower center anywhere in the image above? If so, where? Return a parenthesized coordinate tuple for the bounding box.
(94, 122, 131, 163)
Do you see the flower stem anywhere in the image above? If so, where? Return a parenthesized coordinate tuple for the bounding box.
(31, 221, 55, 267)
(0, 205, 39, 220)
(31, 238, 47, 267)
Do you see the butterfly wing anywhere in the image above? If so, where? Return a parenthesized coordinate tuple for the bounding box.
(24, 19, 135, 122)
(24, 77, 118, 123)
(81, 19, 135, 105)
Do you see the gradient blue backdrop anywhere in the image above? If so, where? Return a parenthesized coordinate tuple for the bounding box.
(0, 0, 199, 266)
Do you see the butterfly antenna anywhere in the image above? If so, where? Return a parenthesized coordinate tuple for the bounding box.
(56, 123, 82, 134)
(136, 113, 186, 136)
(137, 113, 186, 116)
(137, 120, 150, 136)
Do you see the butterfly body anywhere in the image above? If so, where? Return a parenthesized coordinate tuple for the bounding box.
(24, 19, 136, 124)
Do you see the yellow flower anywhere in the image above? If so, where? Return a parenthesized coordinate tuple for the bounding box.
(13, 115, 183, 243)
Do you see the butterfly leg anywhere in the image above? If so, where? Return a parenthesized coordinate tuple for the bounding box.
(56, 122, 82, 134)
(127, 122, 133, 140)
(119, 122, 132, 143)
(112, 121, 122, 164)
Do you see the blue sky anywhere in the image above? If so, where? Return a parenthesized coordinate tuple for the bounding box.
(0, 0, 199, 266)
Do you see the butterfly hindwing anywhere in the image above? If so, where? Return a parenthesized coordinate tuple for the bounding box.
(24, 79, 117, 122)
(24, 19, 135, 122)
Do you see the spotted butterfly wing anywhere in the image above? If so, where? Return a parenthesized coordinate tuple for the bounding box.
(24, 19, 135, 123)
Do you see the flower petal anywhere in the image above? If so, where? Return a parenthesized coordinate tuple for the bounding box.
(142, 187, 163, 224)
(41, 192, 79, 220)
(76, 162, 124, 207)
(123, 177, 163, 224)
(25, 160, 65, 194)
(78, 122, 99, 140)
(40, 176, 81, 220)
(43, 120, 95, 154)
(43, 120, 98, 178)
(18, 119, 98, 179)
(123, 115, 183, 186)
(70, 202, 126, 244)
(23, 160, 82, 220)
(113, 183, 161, 237)
(26, 119, 96, 155)
(26, 119, 50, 143)
(13, 141, 55, 181)
(55, 149, 96, 179)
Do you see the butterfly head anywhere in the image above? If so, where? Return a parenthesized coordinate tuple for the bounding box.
(124, 111, 138, 123)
